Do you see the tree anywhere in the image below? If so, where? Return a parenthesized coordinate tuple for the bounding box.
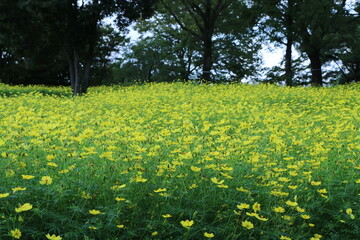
(159, 0, 260, 82)
(255, 0, 296, 86)
(291, 0, 350, 86)
(0, 0, 157, 94)
(331, 2, 360, 84)
(0, 0, 68, 85)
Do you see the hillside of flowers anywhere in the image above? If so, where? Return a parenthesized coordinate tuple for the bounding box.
(0, 83, 359, 240)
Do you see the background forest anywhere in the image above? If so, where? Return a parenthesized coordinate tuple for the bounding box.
(0, 0, 359, 94)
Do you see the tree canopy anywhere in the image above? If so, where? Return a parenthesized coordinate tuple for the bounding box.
(0, 0, 358, 89)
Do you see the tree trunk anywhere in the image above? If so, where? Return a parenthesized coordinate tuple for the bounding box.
(308, 50, 323, 86)
(284, 0, 294, 86)
(202, 37, 212, 82)
(69, 57, 75, 91)
(285, 38, 293, 86)
(82, 60, 91, 94)
(73, 49, 80, 95)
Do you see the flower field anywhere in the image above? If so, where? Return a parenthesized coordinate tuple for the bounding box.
(0, 83, 359, 240)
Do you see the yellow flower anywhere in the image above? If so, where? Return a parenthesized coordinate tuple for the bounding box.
(89, 209, 104, 215)
(274, 207, 285, 213)
(39, 176, 53, 185)
(110, 184, 126, 190)
(252, 202, 261, 212)
(237, 203, 250, 210)
(154, 188, 167, 193)
(46, 234, 62, 240)
(15, 203, 33, 213)
(241, 220, 254, 230)
(285, 200, 298, 207)
(280, 236, 292, 240)
(211, 177, 224, 185)
(162, 214, 172, 218)
(346, 208, 352, 215)
(117, 225, 125, 228)
(21, 175, 35, 180)
(10, 228, 22, 239)
(88, 226, 97, 230)
(301, 214, 311, 219)
(46, 155, 56, 161)
(47, 162, 58, 167)
(309, 223, 315, 227)
(12, 187, 26, 192)
(296, 206, 305, 213)
(310, 181, 321, 186)
(317, 188, 327, 194)
(310, 234, 323, 240)
(0, 193, 10, 198)
(134, 176, 147, 183)
(151, 231, 158, 236)
(236, 187, 249, 193)
(115, 197, 126, 202)
(190, 166, 201, 172)
(204, 232, 215, 238)
(180, 219, 194, 229)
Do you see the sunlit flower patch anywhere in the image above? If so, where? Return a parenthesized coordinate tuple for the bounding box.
(0, 83, 359, 239)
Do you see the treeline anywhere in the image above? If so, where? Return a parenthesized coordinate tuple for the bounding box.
(0, 1, 359, 94)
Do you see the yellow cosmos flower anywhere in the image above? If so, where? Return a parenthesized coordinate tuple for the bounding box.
(88, 226, 97, 230)
(301, 214, 311, 219)
(310, 181, 321, 186)
(241, 220, 254, 230)
(117, 225, 125, 228)
(89, 209, 104, 215)
(252, 202, 261, 212)
(180, 219, 194, 229)
(46, 234, 62, 240)
(47, 162, 58, 167)
(280, 236, 292, 240)
(10, 228, 22, 239)
(210, 177, 224, 185)
(12, 187, 26, 192)
(190, 166, 201, 172)
(285, 200, 298, 207)
(22, 175, 35, 180)
(237, 203, 250, 210)
(346, 208, 352, 215)
(154, 188, 167, 193)
(46, 155, 56, 161)
(274, 207, 285, 213)
(296, 206, 305, 213)
(310, 234, 323, 240)
(115, 197, 126, 202)
(134, 176, 147, 183)
(15, 203, 33, 213)
(0, 193, 10, 198)
(189, 184, 198, 189)
(317, 188, 327, 194)
(204, 232, 215, 238)
(110, 184, 126, 190)
(151, 231, 158, 236)
(39, 176, 53, 185)
(162, 214, 172, 218)
(236, 187, 249, 193)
